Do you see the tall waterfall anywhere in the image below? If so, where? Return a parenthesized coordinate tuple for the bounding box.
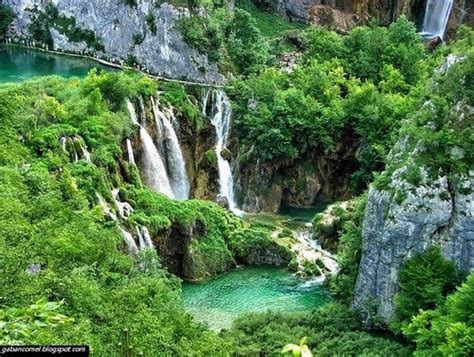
(205, 89, 241, 214)
(139, 126, 175, 198)
(421, 0, 454, 39)
(126, 99, 174, 198)
(151, 96, 190, 200)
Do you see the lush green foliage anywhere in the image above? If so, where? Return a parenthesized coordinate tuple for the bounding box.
(0, 73, 231, 354)
(394, 247, 462, 328)
(375, 28, 474, 191)
(177, 4, 269, 74)
(228, 226, 293, 264)
(221, 303, 412, 356)
(236, 0, 306, 38)
(326, 196, 367, 302)
(0, 301, 73, 344)
(0, 4, 13, 40)
(230, 17, 431, 194)
(403, 273, 474, 356)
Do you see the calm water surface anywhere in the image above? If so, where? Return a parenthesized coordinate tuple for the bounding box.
(0, 46, 106, 83)
(182, 266, 331, 330)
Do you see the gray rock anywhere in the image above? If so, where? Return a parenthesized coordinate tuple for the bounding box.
(353, 164, 474, 323)
(5, 0, 223, 84)
(26, 263, 41, 276)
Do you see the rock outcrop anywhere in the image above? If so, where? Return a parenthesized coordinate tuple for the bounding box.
(354, 171, 473, 322)
(235, 138, 357, 213)
(281, 0, 472, 36)
(4, 0, 223, 84)
(352, 55, 474, 323)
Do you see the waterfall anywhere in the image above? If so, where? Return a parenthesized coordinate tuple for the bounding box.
(151, 95, 190, 200)
(126, 139, 135, 164)
(162, 108, 190, 200)
(126, 99, 175, 199)
(126, 99, 139, 125)
(139, 127, 175, 198)
(120, 228, 139, 255)
(206, 90, 242, 215)
(96, 192, 118, 221)
(294, 222, 339, 281)
(112, 189, 134, 219)
(60, 137, 67, 151)
(136, 225, 154, 250)
(421, 0, 454, 39)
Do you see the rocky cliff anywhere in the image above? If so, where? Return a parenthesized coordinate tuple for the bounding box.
(352, 55, 474, 323)
(4, 0, 223, 84)
(234, 137, 357, 213)
(281, 0, 472, 35)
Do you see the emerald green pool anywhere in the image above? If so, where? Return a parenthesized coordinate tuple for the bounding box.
(0, 46, 106, 83)
(182, 266, 331, 330)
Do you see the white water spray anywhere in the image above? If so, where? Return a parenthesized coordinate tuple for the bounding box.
(206, 90, 242, 215)
(126, 139, 135, 164)
(137, 225, 154, 250)
(421, 0, 454, 40)
(126, 99, 174, 198)
(139, 127, 175, 198)
(120, 228, 139, 255)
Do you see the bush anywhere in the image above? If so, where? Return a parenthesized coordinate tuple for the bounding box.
(403, 273, 474, 356)
(394, 247, 462, 328)
(221, 303, 412, 356)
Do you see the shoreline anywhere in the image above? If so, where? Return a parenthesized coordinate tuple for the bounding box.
(1, 43, 225, 88)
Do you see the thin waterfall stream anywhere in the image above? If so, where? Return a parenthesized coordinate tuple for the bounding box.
(203, 89, 243, 215)
(421, 0, 454, 39)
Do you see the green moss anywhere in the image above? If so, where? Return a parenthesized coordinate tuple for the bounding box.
(300, 259, 321, 277)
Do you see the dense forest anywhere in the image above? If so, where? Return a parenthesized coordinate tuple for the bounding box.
(0, 0, 473, 356)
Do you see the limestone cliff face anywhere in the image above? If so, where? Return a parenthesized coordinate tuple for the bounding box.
(234, 138, 357, 213)
(4, 0, 223, 84)
(352, 58, 474, 322)
(353, 171, 473, 322)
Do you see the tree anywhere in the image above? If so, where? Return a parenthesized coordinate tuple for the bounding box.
(0, 4, 13, 40)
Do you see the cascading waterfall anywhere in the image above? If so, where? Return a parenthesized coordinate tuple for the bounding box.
(151, 95, 190, 200)
(136, 225, 154, 250)
(126, 139, 135, 164)
(205, 89, 242, 215)
(294, 222, 339, 285)
(126, 99, 175, 198)
(120, 228, 139, 255)
(112, 189, 134, 219)
(421, 0, 454, 39)
(139, 126, 175, 198)
(96, 192, 118, 221)
(126, 99, 139, 125)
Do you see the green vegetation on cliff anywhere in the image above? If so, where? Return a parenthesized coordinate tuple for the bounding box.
(0, 72, 235, 353)
(230, 17, 432, 194)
